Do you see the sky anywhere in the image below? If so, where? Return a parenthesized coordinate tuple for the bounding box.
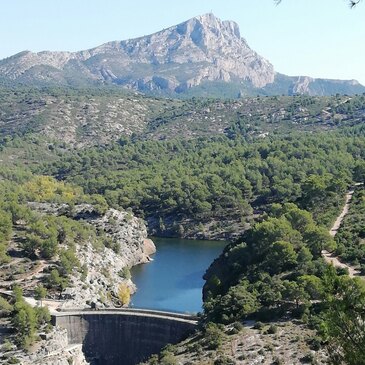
(1, 0, 365, 84)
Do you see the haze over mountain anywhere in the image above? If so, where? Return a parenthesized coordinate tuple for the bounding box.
(0, 13, 364, 97)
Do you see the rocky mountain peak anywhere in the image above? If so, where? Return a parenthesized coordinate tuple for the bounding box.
(0, 14, 363, 96)
(174, 13, 242, 53)
(194, 13, 240, 38)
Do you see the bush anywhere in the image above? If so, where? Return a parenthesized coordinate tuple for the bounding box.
(35, 306, 51, 325)
(119, 267, 131, 280)
(7, 357, 20, 364)
(272, 357, 284, 365)
(159, 352, 177, 365)
(307, 336, 322, 351)
(267, 324, 278, 334)
(2, 339, 13, 352)
(204, 322, 224, 350)
(0, 296, 13, 316)
(233, 321, 244, 331)
(118, 283, 130, 305)
(253, 321, 264, 330)
(214, 355, 235, 365)
(301, 352, 316, 364)
(228, 321, 244, 335)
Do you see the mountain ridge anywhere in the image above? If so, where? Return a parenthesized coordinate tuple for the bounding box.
(0, 13, 364, 97)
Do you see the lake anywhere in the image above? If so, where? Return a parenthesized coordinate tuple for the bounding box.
(130, 237, 226, 313)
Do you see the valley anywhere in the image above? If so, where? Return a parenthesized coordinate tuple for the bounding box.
(0, 87, 364, 363)
(0, 9, 364, 365)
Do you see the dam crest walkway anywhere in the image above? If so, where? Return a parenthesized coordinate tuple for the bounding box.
(52, 306, 199, 324)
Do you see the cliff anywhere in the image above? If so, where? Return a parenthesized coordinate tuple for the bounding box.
(15, 327, 89, 365)
(27, 202, 156, 308)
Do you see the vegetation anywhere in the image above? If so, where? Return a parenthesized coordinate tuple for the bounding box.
(0, 167, 111, 294)
(118, 283, 131, 306)
(335, 187, 365, 269)
(34, 285, 47, 307)
(0, 85, 364, 363)
(43, 127, 365, 238)
(11, 286, 51, 348)
(319, 270, 365, 365)
(203, 203, 336, 323)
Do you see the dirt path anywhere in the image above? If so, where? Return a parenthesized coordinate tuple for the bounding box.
(0, 260, 50, 289)
(321, 183, 363, 278)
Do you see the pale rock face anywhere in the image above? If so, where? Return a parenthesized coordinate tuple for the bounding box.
(19, 327, 89, 365)
(0, 13, 275, 90)
(292, 76, 315, 94)
(64, 207, 156, 308)
(27, 203, 155, 308)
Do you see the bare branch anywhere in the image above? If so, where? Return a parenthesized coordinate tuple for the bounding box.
(275, 0, 361, 7)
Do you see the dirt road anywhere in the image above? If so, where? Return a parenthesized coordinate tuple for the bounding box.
(321, 183, 363, 278)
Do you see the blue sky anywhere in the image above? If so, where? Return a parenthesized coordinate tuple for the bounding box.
(1, 0, 365, 84)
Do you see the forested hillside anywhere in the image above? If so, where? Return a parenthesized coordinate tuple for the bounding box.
(42, 127, 365, 239)
(335, 186, 365, 269)
(1, 86, 365, 148)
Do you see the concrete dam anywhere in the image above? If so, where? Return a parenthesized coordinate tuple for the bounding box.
(52, 308, 198, 365)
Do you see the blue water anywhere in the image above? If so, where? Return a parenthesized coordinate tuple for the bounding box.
(130, 237, 226, 314)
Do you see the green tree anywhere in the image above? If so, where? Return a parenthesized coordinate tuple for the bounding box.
(282, 281, 309, 309)
(48, 269, 67, 292)
(354, 161, 365, 183)
(12, 293, 37, 348)
(322, 275, 365, 365)
(34, 285, 47, 307)
(264, 240, 298, 274)
(298, 275, 323, 300)
(303, 226, 336, 257)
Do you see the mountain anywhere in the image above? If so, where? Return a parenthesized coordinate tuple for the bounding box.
(0, 13, 364, 97)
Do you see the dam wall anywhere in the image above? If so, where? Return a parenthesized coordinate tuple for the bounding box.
(52, 309, 197, 365)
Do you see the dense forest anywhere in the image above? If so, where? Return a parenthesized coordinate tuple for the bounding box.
(335, 187, 365, 269)
(41, 126, 365, 239)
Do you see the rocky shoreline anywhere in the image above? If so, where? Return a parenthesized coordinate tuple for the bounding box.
(0, 202, 156, 364)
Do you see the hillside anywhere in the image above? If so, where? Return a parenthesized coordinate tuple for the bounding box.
(1, 86, 364, 239)
(0, 168, 156, 363)
(1, 86, 365, 150)
(0, 14, 364, 97)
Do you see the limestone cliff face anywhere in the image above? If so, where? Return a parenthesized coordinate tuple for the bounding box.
(28, 203, 156, 308)
(0, 13, 274, 91)
(114, 13, 275, 89)
(19, 327, 89, 365)
(290, 75, 364, 96)
(64, 207, 156, 308)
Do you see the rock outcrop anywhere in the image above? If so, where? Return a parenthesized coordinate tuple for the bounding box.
(64, 207, 156, 308)
(28, 202, 156, 308)
(13, 327, 89, 365)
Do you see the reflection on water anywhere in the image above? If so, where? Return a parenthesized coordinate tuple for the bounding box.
(130, 237, 226, 313)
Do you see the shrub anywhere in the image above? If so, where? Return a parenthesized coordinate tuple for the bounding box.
(214, 355, 235, 365)
(253, 321, 264, 330)
(160, 352, 177, 365)
(272, 357, 284, 365)
(204, 322, 224, 350)
(118, 283, 130, 305)
(267, 324, 278, 334)
(0, 296, 13, 316)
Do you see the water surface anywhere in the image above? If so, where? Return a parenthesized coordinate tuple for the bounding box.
(130, 237, 226, 313)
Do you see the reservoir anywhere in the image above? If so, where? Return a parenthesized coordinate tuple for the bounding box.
(130, 237, 226, 313)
